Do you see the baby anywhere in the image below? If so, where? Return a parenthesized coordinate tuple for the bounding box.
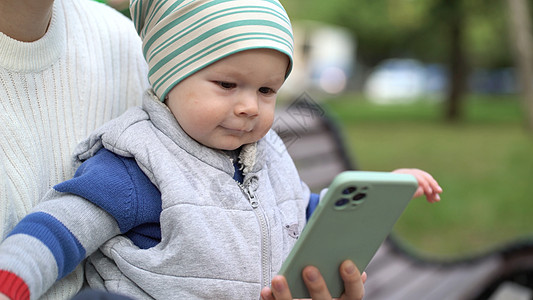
(0, 1, 441, 299)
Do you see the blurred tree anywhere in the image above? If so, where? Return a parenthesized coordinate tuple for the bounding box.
(431, 0, 467, 121)
(506, 0, 533, 131)
(285, 0, 432, 65)
(285, 0, 512, 121)
(285, 0, 510, 67)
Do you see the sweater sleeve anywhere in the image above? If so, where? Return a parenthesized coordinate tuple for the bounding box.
(0, 270, 29, 300)
(0, 149, 162, 299)
(0, 192, 120, 300)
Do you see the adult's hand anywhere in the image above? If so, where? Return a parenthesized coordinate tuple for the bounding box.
(260, 260, 366, 300)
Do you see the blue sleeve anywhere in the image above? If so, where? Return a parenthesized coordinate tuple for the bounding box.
(54, 149, 162, 248)
(306, 193, 320, 220)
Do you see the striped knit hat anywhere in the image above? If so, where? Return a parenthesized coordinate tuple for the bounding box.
(130, 0, 294, 101)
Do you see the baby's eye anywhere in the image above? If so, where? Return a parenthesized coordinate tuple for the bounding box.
(259, 87, 275, 95)
(216, 81, 236, 89)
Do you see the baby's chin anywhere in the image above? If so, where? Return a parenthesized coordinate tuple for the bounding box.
(212, 134, 266, 151)
(214, 141, 253, 151)
(205, 140, 248, 151)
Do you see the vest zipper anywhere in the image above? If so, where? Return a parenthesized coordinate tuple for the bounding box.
(240, 179, 271, 289)
(243, 185, 259, 208)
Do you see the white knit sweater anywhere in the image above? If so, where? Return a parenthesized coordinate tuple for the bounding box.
(0, 0, 149, 298)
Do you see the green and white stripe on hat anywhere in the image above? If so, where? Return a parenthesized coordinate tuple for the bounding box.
(130, 0, 294, 101)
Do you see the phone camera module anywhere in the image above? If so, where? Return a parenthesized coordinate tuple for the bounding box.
(334, 198, 349, 208)
(353, 193, 366, 201)
(342, 186, 357, 195)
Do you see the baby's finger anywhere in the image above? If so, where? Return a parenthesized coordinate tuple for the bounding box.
(426, 191, 441, 203)
(420, 175, 442, 203)
(413, 171, 441, 200)
(426, 176, 442, 194)
(393, 169, 432, 195)
(413, 186, 424, 198)
(391, 169, 442, 203)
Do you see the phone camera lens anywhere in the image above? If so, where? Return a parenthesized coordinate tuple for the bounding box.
(335, 198, 349, 207)
(353, 193, 366, 201)
(342, 186, 357, 194)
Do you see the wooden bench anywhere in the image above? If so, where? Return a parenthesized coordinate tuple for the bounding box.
(273, 94, 356, 193)
(274, 95, 533, 300)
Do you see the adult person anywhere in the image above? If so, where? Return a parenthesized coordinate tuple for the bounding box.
(0, 0, 149, 298)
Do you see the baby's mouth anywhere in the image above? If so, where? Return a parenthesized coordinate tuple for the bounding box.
(221, 124, 253, 133)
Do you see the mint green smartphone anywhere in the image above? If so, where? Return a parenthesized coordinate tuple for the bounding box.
(278, 171, 418, 298)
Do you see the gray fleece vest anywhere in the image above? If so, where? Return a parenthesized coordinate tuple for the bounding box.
(74, 90, 310, 299)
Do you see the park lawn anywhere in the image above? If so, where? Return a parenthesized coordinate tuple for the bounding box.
(322, 93, 533, 259)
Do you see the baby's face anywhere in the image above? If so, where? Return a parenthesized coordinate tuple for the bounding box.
(166, 48, 289, 150)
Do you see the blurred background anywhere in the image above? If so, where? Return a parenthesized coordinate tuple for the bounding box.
(279, 0, 533, 259)
(106, 0, 533, 259)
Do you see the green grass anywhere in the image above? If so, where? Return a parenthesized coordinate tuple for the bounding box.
(321, 93, 533, 259)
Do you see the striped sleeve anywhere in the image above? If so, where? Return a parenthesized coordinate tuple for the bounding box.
(0, 192, 121, 300)
(0, 270, 29, 300)
(7, 212, 85, 280)
(0, 148, 162, 298)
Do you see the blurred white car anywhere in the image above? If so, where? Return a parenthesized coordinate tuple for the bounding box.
(364, 59, 447, 104)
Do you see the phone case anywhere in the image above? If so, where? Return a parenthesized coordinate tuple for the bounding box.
(278, 171, 418, 298)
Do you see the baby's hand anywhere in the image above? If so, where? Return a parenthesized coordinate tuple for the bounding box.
(392, 168, 442, 203)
